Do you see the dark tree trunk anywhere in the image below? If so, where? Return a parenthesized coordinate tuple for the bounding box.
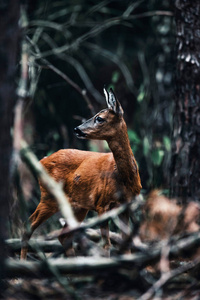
(0, 0, 20, 282)
(171, 1, 200, 202)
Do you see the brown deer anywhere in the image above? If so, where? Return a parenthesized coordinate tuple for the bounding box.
(20, 87, 142, 259)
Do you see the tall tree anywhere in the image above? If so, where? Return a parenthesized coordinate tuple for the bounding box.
(171, 0, 200, 201)
(0, 0, 20, 283)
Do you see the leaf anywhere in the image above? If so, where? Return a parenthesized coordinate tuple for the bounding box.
(128, 129, 141, 144)
(137, 85, 145, 102)
(112, 71, 120, 83)
(143, 137, 150, 156)
(151, 149, 164, 166)
(163, 136, 171, 151)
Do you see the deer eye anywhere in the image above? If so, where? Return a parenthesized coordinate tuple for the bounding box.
(95, 116, 105, 123)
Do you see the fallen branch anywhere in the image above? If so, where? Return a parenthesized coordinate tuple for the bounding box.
(6, 230, 122, 253)
(5, 231, 200, 278)
(58, 197, 144, 240)
(139, 258, 200, 300)
(6, 238, 62, 253)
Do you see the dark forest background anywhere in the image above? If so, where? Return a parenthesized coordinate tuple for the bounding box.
(1, 0, 200, 299)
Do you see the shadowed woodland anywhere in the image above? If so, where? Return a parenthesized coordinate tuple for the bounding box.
(0, 0, 200, 299)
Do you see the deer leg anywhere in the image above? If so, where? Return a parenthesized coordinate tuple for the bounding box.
(119, 210, 131, 254)
(58, 207, 88, 257)
(20, 200, 58, 260)
(100, 221, 111, 257)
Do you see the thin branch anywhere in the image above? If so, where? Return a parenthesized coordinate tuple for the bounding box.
(4, 230, 200, 278)
(139, 258, 200, 300)
(122, 0, 144, 17)
(84, 42, 137, 95)
(41, 32, 104, 104)
(20, 141, 78, 229)
(6, 230, 122, 254)
(58, 197, 143, 240)
(27, 35, 97, 114)
(32, 11, 173, 59)
(42, 58, 96, 115)
(41, 257, 80, 300)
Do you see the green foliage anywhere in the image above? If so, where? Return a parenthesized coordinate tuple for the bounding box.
(151, 149, 164, 166)
(128, 129, 141, 153)
(137, 85, 145, 103)
(111, 71, 120, 84)
(163, 135, 171, 152)
(143, 137, 150, 157)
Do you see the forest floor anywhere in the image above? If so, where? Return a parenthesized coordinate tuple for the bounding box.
(2, 259, 200, 300)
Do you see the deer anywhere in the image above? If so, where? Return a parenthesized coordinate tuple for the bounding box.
(20, 87, 142, 259)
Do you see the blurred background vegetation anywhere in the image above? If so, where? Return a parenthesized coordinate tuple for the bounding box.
(23, 0, 174, 197)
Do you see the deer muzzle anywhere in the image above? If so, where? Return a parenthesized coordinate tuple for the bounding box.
(74, 127, 87, 138)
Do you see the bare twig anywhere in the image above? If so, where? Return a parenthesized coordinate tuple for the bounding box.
(20, 141, 78, 229)
(41, 58, 96, 115)
(159, 242, 170, 274)
(58, 197, 143, 241)
(4, 231, 200, 278)
(13, 6, 29, 154)
(84, 42, 137, 95)
(139, 258, 200, 300)
(27, 36, 97, 114)
(6, 230, 122, 253)
(41, 257, 80, 300)
(32, 11, 173, 59)
(40, 32, 103, 104)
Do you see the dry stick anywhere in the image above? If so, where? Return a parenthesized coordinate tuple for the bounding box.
(6, 230, 122, 253)
(6, 238, 63, 253)
(42, 259, 80, 300)
(5, 232, 200, 278)
(41, 58, 96, 115)
(41, 32, 103, 104)
(34, 10, 173, 59)
(58, 197, 143, 242)
(20, 141, 78, 229)
(13, 7, 29, 154)
(139, 258, 200, 300)
(11, 7, 30, 233)
(26, 36, 96, 115)
(159, 242, 170, 274)
(84, 42, 137, 95)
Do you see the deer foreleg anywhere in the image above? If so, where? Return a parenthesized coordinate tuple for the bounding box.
(119, 210, 131, 254)
(20, 200, 58, 260)
(58, 207, 88, 257)
(100, 221, 111, 257)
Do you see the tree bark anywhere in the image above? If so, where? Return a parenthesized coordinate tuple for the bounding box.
(0, 0, 20, 282)
(171, 0, 200, 201)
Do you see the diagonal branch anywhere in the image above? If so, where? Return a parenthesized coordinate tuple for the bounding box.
(139, 258, 200, 300)
(27, 36, 97, 113)
(41, 58, 96, 115)
(32, 11, 173, 59)
(20, 141, 78, 229)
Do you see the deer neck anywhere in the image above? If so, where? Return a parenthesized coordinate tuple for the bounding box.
(107, 121, 141, 195)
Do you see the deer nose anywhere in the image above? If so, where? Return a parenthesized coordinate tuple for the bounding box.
(74, 127, 87, 138)
(74, 127, 81, 134)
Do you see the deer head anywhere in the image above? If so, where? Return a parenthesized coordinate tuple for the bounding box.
(74, 88, 124, 141)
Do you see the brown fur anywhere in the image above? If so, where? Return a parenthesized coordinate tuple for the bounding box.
(20, 91, 142, 259)
(139, 190, 200, 242)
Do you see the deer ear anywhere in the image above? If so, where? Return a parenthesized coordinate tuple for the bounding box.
(103, 87, 123, 116)
(103, 87, 110, 108)
(109, 88, 124, 116)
